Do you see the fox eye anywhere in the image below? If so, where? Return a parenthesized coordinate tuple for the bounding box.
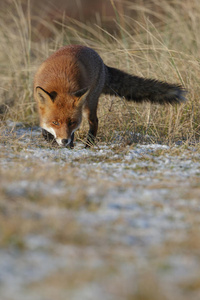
(52, 121, 60, 126)
(68, 120, 76, 127)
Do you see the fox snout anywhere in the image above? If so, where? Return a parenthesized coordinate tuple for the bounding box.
(57, 134, 75, 148)
(42, 126, 75, 148)
(56, 137, 71, 147)
(61, 139, 70, 146)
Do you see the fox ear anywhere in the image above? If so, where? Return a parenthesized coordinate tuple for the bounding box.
(35, 87, 54, 105)
(72, 87, 89, 98)
(73, 87, 89, 107)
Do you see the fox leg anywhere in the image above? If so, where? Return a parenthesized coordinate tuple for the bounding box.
(85, 106, 98, 147)
(69, 132, 74, 149)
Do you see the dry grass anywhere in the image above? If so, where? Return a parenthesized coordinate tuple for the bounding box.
(0, 0, 199, 144)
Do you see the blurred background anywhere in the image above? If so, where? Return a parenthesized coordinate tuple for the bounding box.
(2, 0, 167, 40)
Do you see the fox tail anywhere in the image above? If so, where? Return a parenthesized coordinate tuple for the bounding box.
(103, 66, 187, 104)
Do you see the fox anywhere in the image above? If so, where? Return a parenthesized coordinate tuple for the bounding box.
(34, 44, 187, 148)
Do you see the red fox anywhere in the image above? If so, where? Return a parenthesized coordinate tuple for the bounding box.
(34, 45, 186, 148)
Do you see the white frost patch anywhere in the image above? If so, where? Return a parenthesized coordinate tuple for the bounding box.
(124, 144, 169, 161)
(6, 120, 24, 128)
(5, 180, 66, 197)
(0, 248, 68, 300)
(140, 144, 170, 150)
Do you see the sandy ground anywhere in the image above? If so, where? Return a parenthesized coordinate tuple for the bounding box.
(0, 123, 200, 300)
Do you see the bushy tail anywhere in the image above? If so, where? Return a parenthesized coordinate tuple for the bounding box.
(103, 66, 187, 104)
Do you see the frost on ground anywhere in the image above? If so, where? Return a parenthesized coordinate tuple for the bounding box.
(1, 123, 200, 300)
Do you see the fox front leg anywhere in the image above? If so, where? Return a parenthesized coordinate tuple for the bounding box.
(86, 110, 98, 147)
(69, 132, 74, 149)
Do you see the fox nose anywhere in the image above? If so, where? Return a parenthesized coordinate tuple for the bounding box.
(61, 139, 69, 145)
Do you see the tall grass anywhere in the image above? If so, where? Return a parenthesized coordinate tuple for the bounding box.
(0, 0, 199, 144)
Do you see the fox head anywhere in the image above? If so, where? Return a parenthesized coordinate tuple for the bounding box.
(35, 86, 89, 147)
